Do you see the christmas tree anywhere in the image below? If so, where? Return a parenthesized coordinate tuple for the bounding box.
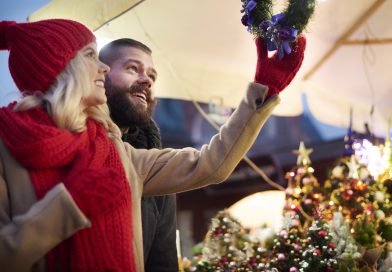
(182, 128, 392, 271)
(189, 210, 258, 271)
(299, 218, 338, 272)
(320, 126, 392, 270)
(325, 155, 374, 221)
(266, 215, 305, 272)
(328, 212, 362, 271)
(284, 142, 322, 228)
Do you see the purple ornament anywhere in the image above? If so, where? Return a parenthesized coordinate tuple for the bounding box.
(260, 20, 271, 32)
(278, 28, 291, 40)
(258, 13, 298, 59)
(220, 257, 228, 264)
(290, 267, 298, 272)
(241, 14, 249, 26)
(277, 253, 285, 261)
(246, 0, 257, 12)
(279, 230, 288, 237)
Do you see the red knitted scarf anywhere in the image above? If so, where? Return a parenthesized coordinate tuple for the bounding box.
(0, 103, 136, 271)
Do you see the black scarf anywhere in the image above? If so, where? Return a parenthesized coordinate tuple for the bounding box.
(122, 119, 162, 149)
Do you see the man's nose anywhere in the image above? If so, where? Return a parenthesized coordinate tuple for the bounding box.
(137, 73, 153, 88)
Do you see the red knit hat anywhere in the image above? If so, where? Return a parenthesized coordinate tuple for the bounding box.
(0, 19, 96, 92)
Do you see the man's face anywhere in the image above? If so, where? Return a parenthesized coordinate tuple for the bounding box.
(104, 46, 158, 127)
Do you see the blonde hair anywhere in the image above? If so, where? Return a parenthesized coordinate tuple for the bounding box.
(13, 51, 121, 138)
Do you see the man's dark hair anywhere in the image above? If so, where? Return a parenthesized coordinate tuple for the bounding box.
(99, 38, 152, 65)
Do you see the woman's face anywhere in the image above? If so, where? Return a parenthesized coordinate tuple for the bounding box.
(81, 42, 110, 108)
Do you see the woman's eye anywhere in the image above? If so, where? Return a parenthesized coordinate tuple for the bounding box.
(86, 51, 96, 58)
(149, 74, 156, 82)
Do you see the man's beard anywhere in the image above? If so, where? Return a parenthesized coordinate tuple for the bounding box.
(105, 79, 156, 128)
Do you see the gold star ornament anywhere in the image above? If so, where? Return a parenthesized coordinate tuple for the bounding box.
(293, 141, 313, 166)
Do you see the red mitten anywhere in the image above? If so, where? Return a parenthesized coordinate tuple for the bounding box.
(64, 151, 128, 218)
(254, 35, 306, 98)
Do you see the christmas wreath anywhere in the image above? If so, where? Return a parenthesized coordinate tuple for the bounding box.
(241, 0, 315, 59)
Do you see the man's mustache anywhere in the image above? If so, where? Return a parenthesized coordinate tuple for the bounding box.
(126, 83, 150, 93)
(124, 83, 153, 103)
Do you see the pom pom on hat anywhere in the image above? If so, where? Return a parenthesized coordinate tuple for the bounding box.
(2, 19, 95, 93)
(0, 21, 16, 49)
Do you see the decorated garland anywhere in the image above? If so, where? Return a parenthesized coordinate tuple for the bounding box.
(241, 0, 316, 59)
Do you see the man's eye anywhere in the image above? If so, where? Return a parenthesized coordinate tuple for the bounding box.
(127, 66, 138, 73)
(149, 74, 156, 82)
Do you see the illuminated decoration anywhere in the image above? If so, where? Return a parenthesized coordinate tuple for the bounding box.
(343, 108, 355, 157)
(350, 122, 391, 179)
(347, 155, 360, 179)
(379, 123, 392, 181)
(183, 136, 392, 271)
(208, 97, 232, 125)
(285, 142, 320, 227)
(355, 139, 382, 178)
(228, 190, 285, 231)
(340, 109, 389, 179)
(353, 138, 390, 179)
(293, 141, 313, 166)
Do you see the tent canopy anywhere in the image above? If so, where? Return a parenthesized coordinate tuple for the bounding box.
(29, 0, 392, 136)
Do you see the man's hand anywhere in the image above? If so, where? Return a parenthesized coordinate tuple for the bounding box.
(254, 35, 306, 98)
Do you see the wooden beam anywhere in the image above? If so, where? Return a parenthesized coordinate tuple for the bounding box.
(342, 38, 392, 45)
(303, 0, 386, 80)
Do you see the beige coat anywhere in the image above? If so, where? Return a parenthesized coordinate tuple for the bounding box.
(0, 83, 279, 271)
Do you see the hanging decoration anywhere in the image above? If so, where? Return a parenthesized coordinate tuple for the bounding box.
(240, 0, 316, 59)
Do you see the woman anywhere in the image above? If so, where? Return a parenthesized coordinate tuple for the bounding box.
(0, 19, 305, 271)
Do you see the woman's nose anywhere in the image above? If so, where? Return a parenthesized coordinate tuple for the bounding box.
(99, 61, 110, 74)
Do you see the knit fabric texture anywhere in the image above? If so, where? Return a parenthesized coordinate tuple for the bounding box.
(254, 36, 306, 98)
(0, 104, 136, 271)
(0, 19, 95, 93)
(122, 119, 162, 150)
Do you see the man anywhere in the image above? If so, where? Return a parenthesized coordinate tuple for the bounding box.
(99, 35, 306, 270)
(99, 39, 178, 271)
